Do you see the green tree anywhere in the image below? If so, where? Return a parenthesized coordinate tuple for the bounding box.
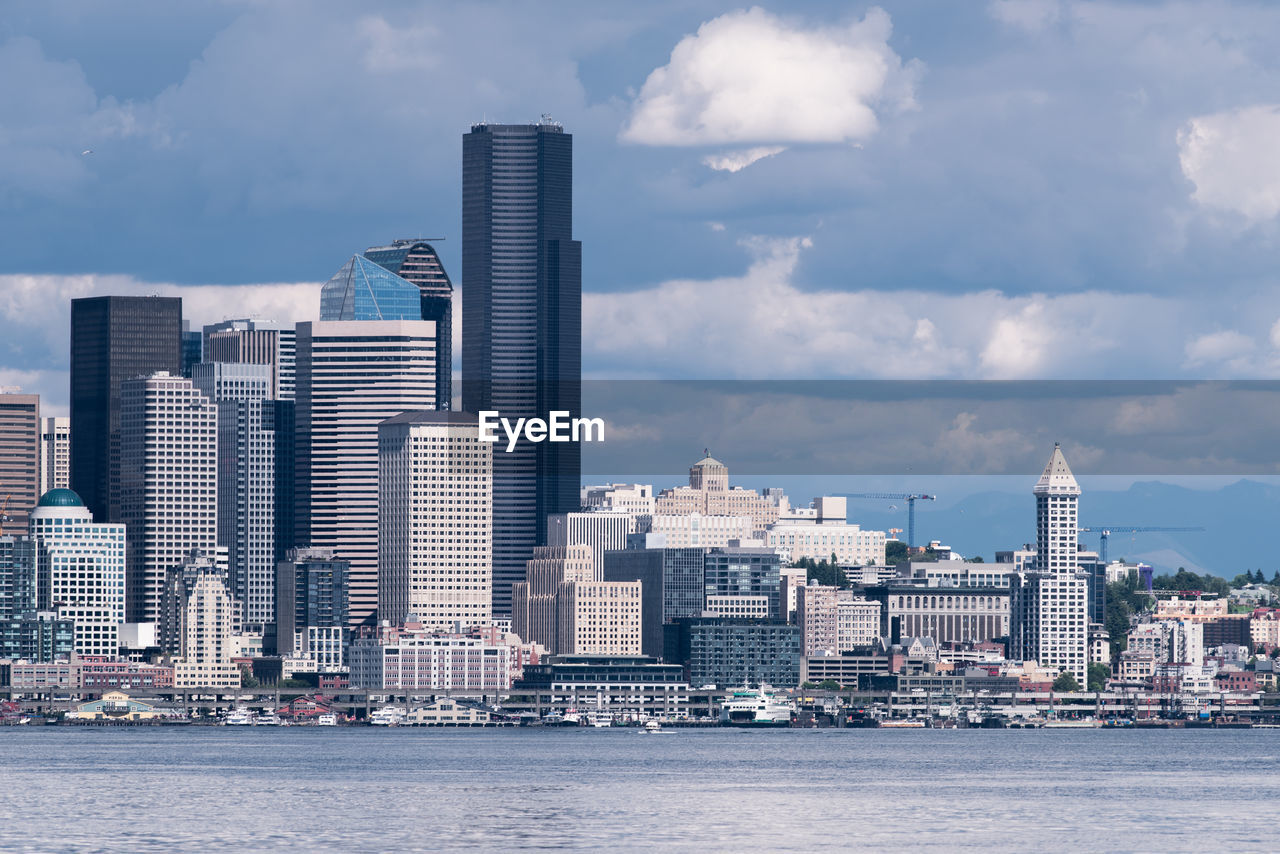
(966, 555, 985, 563)
(885, 540, 909, 567)
(801, 681, 816, 690)
(795, 556, 850, 588)
(817, 680, 841, 691)
(1087, 663, 1110, 692)
(1053, 671, 1082, 693)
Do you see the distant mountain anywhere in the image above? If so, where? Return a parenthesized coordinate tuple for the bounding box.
(846, 479, 1280, 578)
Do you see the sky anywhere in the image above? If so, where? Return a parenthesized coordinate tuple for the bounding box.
(4, 1, 1280, 450)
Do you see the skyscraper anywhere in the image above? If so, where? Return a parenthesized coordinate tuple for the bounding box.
(203, 318, 297, 400)
(0, 391, 40, 530)
(120, 373, 217, 623)
(462, 117, 582, 616)
(38, 416, 70, 496)
(377, 411, 492, 628)
(365, 240, 454, 411)
(70, 296, 182, 524)
(193, 362, 276, 631)
(1011, 444, 1089, 685)
(295, 315, 438, 627)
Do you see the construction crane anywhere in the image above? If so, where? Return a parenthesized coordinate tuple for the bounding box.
(840, 493, 936, 549)
(888, 528, 904, 541)
(1079, 526, 1205, 564)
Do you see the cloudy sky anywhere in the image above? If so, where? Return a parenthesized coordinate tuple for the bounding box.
(5, 0, 1280, 419)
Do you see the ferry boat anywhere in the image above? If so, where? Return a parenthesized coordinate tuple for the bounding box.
(369, 707, 406, 726)
(878, 717, 928, 728)
(316, 713, 338, 727)
(1042, 718, 1101, 729)
(256, 711, 282, 726)
(587, 710, 614, 728)
(224, 709, 254, 726)
(719, 688, 794, 727)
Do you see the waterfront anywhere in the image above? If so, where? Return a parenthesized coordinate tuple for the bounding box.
(1, 729, 1277, 852)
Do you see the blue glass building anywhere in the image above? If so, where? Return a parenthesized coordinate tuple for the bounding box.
(319, 255, 422, 321)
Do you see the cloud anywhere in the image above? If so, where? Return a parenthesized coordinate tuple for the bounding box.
(702, 146, 786, 173)
(1178, 104, 1280, 221)
(621, 6, 919, 146)
(987, 0, 1063, 32)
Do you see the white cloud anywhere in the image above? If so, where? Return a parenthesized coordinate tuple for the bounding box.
(1178, 104, 1280, 221)
(621, 6, 919, 146)
(702, 146, 786, 172)
(987, 0, 1063, 32)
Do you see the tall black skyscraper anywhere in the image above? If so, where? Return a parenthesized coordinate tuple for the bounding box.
(69, 296, 182, 523)
(462, 117, 582, 616)
(364, 239, 453, 411)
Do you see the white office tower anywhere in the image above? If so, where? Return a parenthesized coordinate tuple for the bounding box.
(295, 320, 438, 626)
(546, 511, 636, 574)
(1011, 444, 1089, 685)
(29, 488, 126, 657)
(162, 549, 241, 689)
(193, 362, 276, 631)
(120, 373, 217, 624)
(38, 417, 70, 495)
(203, 318, 297, 400)
(378, 411, 492, 628)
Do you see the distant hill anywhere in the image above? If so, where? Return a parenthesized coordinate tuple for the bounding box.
(846, 479, 1280, 578)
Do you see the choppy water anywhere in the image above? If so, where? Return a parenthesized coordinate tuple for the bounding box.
(1, 727, 1277, 852)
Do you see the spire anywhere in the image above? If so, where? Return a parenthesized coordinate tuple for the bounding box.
(1033, 442, 1080, 495)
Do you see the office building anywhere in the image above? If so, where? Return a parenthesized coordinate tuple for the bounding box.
(120, 373, 217, 623)
(654, 454, 780, 533)
(203, 318, 297, 400)
(866, 585, 1011, 645)
(547, 511, 636, 573)
(38, 416, 70, 497)
(796, 584, 840, 656)
(602, 545, 706, 657)
(582, 483, 655, 515)
(194, 362, 276, 631)
(765, 496, 886, 565)
(161, 550, 241, 688)
(513, 545, 641, 655)
(377, 411, 492, 628)
(181, 320, 202, 378)
(462, 118, 582, 617)
(69, 296, 182, 524)
(704, 546, 782, 619)
(511, 655, 689, 720)
(349, 626, 511, 694)
(664, 617, 801, 689)
(275, 547, 348, 668)
(294, 316, 438, 627)
(0, 391, 40, 531)
(0, 533, 38, 658)
(364, 239, 454, 411)
(28, 488, 127, 658)
(647, 513, 754, 549)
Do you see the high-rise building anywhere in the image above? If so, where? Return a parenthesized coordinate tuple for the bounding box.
(294, 318, 438, 627)
(0, 391, 40, 530)
(0, 533, 38, 658)
(546, 511, 636, 574)
(704, 547, 782, 620)
(193, 362, 276, 631)
(377, 411, 492, 629)
(462, 118, 582, 617)
(364, 240, 454, 411)
(181, 320, 202, 378)
(1010, 444, 1089, 685)
(69, 296, 182, 524)
(275, 547, 348, 667)
(120, 373, 217, 623)
(28, 488, 126, 657)
(38, 416, 70, 496)
(161, 549, 241, 689)
(602, 545, 706, 657)
(655, 455, 781, 534)
(512, 545, 594, 652)
(512, 545, 641, 655)
(203, 318, 297, 400)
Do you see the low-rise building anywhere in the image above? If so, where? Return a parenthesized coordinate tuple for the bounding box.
(8, 659, 77, 691)
(663, 617, 801, 689)
(349, 625, 511, 694)
(69, 691, 161, 721)
(510, 655, 689, 719)
(405, 698, 495, 726)
(77, 657, 174, 691)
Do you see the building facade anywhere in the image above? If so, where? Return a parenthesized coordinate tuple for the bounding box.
(547, 511, 636, 574)
(665, 617, 802, 689)
(704, 547, 782, 619)
(462, 118, 582, 618)
(377, 411, 492, 629)
(0, 391, 40, 531)
(349, 627, 511, 694)
(602, 546, 706, 657)
(120, 373, 217, 623)
(866, 585, 1011, 646)
(162, 550, 241, 688)
(646, 513, 754, 549)
(69, 295, 182, 524)
(275, 547, 349, 662)
(38, 416, 70, 497)
(202, 318, 297, 400)
(294, 317, 438, 626)
(654, 455, 779, 533)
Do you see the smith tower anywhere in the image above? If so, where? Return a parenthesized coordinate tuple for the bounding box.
(462, 117, 582, 616)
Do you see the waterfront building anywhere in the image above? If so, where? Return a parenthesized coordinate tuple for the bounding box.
(0, 534, 37, 656)
(37, 416, 69, 497)
(1, 610, 74, 662)
(462, 118, 583, 618)
(1128, 619, 1204, 666)
(509, 655, 689, 719)
(547, 511, 637, 574)
(377, 411, 492, 628)
(193, 362, 276, 630)
(120, 373, 217, 624)
(364, 240, 454, 411)
(294, 316, 438, 626)
(704, 546, 782, 619)
(69, 295, 182, 524)
(601, 545, 706, 657)
(348, 624, 511, 694)
(654, 454, 779, 534)
(77, 657, 175, 691)
(69, 691, 162, 721)
(29, 488, 126, 658)
(0, 391, 40, 530)
(838, 598, 881, 651)
(796, 584, 839, 656)
(664, 617, 801, 689)
(765, 497, 886, 566)
(275, 547, 349, 668)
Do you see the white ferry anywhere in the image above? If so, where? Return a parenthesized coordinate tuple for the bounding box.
(316, 713, 338, 727)
(588, 710, 614, 728)
(719, 688, 794, 727)
(256, 711, 282, 726)
(370, 707, 407, 726)
(224, 709, 254, 726)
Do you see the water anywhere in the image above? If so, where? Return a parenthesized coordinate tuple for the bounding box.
(1, 728, 1277, 852)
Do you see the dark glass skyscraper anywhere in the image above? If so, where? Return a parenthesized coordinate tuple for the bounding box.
(69, 296, 182, 523)
(462, 117, 582, 617)
(365, 239, 454, 411)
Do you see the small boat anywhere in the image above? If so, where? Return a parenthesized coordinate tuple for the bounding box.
(370, 707, 406, 726)
(640, 720, 675, 734)
(1043, 718, 1101, 729)
(224, 709, 254, 726)
(256, 711, 282, 726)
(316, 713, 337, 727)
(588, 710, 614, 728)
(878, 718, 927, 728)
